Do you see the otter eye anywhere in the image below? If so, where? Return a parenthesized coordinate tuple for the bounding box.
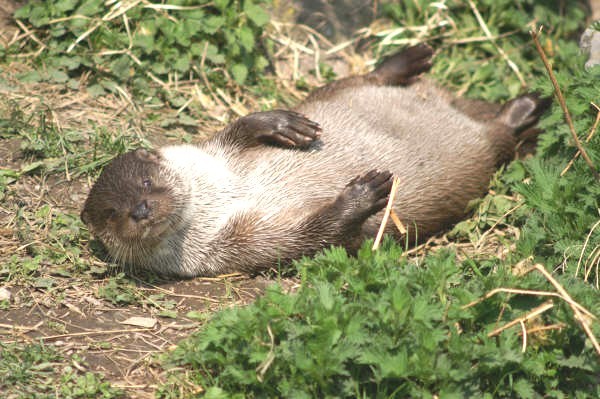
(142, 178, 152, 189)
(106, 208, 117, 220)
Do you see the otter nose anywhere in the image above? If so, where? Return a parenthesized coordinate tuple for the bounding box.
(130, 200, 150, 221)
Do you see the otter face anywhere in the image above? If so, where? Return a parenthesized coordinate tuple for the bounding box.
(81, 149, 183, 264)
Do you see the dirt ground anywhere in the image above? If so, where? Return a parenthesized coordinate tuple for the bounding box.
(1, 276, 275, 391)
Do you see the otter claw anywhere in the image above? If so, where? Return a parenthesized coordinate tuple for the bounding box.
(254, 110, 321, 149)
(339, 170, 394, 220)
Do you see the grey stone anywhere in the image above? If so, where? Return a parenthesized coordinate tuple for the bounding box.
(580, 25, 600, 70)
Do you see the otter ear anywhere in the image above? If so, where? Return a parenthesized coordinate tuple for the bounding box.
(134, 148, 160, 163)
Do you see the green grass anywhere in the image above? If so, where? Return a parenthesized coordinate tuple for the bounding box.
(0, 98, 149, 179)
(0, 342, 124, 398)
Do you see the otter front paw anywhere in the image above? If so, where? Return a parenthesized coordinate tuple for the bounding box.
(338, 170, 394, 221)
(249, 110, 322, 149)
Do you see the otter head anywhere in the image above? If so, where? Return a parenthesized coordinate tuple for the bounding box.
(81, 148, 186, 265)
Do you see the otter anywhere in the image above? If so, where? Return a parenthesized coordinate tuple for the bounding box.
(81, 44, 549, 277)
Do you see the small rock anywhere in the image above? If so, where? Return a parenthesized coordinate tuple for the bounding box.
(120, 316, 158, 328)
(580, 25, 600, 70)
(0, 286, 11, 302)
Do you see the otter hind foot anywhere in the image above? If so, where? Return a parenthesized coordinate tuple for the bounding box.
(496, 93, 552, 135)
(371, 43, 433, 86)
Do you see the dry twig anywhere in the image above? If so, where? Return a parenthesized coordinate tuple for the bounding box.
(532, 263, 600, 356)
(467, 0, 526, 86)
(487, 300, 554, 338)
(530, 27, 600, 181)
(561, 102, 600, 176)
(522, 323, 566, 335)
(462, 287, 594, 319)
(463, 263, 600, 357)
(576, 218, 600, 281)
(14, 19, 46, 55)
(373, 177, 402, 250)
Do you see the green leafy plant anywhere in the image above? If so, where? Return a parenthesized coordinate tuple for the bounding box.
(159, 241, 600, 398)
(11, 0, 272, 104)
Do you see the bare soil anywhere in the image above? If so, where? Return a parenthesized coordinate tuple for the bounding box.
(1, 274, 293, 397)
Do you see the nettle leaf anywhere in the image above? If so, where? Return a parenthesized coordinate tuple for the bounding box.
(203, 16, 225, 34)
(174, 23, 192, 47)
(173, 54, 191, 73)
(50, 26, 67, 37)
(17, 70, 43, 83)
(244, 1, 269, 27)
(316, 282, 335, 311)
(254, 55, 269, 71)
(67, 16, 89, 33)
(33, 277, 55, 289)
(55, 0, 78, 13)
(205, 44, 226, 64)
(151, 62, 168, 75)
(133, 23, 156, 52)
(27, 6, 50, 28)
(231, 63, 248, 84)
(556, 355, 595, 371)
(0, 169, 19, 179)
(189, 42, 204, 57)
(110, 55, 131, 80)
(390, 284, 411, 316)
(86, 84, 105, 97)
(182, 18, 203, 37)
(378, 350, 409, 378)
(13, 3, 32, 20)
(213, 0, 231, 12)
(48, 68, 69, 83)
(75, 0, 103, 17)
(177, 113, 198, 127)
(54, 56, 82, 70)
(237, 26, 255, 52)
(156, 16, 176, 40)
(182, 8, 205, 20)
(228, 41, 241, 57)
(513, 379, 535, 398)
(20, 161, 44, 174)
